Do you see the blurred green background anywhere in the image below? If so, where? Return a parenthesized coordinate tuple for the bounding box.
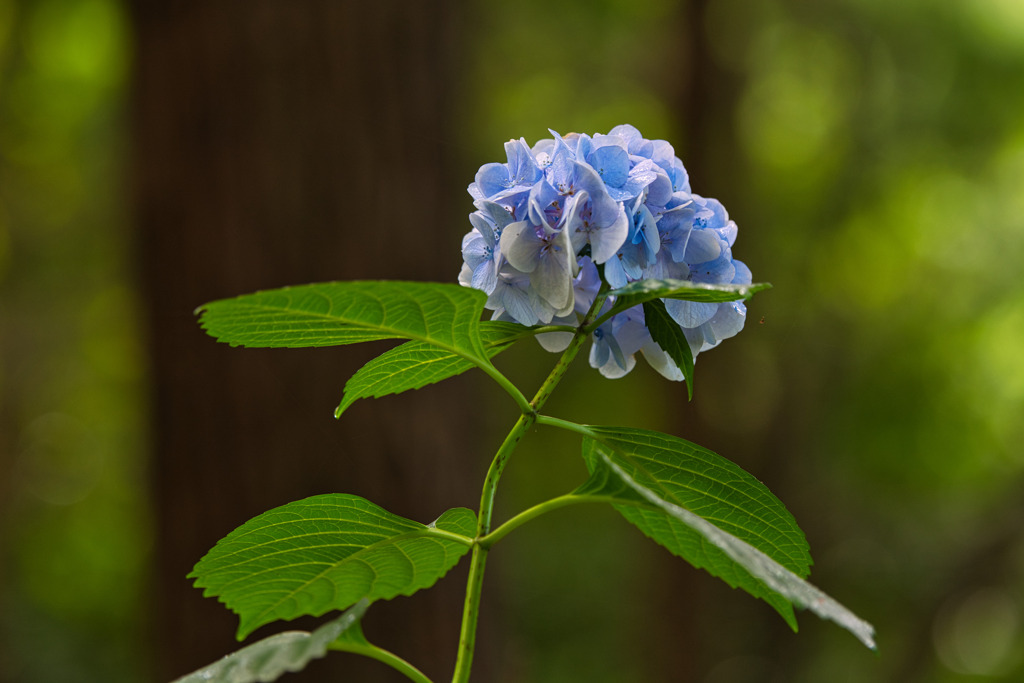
(1, 0, 1023, 681)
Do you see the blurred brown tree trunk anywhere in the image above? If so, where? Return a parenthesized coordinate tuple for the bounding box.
(128, 3, 486, 681)
(649, 1, 788, 680)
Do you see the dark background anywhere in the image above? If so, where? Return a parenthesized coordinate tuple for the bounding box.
(2, 0, 1023, 681)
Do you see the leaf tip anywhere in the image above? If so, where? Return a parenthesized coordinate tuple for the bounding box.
(235, 615, 260, 642)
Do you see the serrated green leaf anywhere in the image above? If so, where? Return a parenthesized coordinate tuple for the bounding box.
(608, 279, 771, 317)
(642, 299, 695, 400)
(335, 321, 532, 418)
(197, 281, 488, 360)
(190, 494, 476, 640)
(577, 427, 875, 649)
(171, 600, 370, 683)
(577, 426, 810, 629)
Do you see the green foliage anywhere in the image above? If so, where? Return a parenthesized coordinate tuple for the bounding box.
(577, 426, 810, 627)
(197, 281, 488, 356)
(605, 279, 771, 317)
(187, 272, 873, 682)
(189, 494, 475, 640)
(641, 299, 695, 399)
(172, 600, 370, 683)
(576, 427, 875, 649)
(336, 321, 532, 417)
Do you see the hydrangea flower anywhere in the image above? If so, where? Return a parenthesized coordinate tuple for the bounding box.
(459, 126, 752, 380)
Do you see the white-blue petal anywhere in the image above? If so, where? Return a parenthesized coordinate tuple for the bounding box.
(666, 299, 719, 328)
(531, 232, 573, 312)
(472, 260, 498, 294)
(707, 302, 746, 343)
(500, 221, 540, 273)
(641, 341, 684, 382)
(495, 282, 538, 326)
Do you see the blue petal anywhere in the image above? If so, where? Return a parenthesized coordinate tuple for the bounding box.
(588, 145, 629, 187)
(606, 185, 638, 202)
(621, 159, 659, 201)
(505, 138, 542, 186)
(666, 299, 719, 328)
(668, 158, 690, 193)
(531, 138, 555, 167)
(590, 330, 610, 368)
(645, 170, 674, 207)
(590, 326, 632, 376)
(462, 236, 490, 267)
(475, 163, 512, 197)
(501, 290, 538, 326)
(612, 315, 651, 357)
(573, 257, 601, 314)
(719, 219, 738, 247)
(472, 260, 498, 293)
(691, 253, 736, 284)
(572, 133, 593, 161)
(603, 254, 630, 289)
(528, 180, 563, 231)
(684, 229, 722, 264)
(608, 124, 642, 147)
(707, 301, 746, 343)
(649, 139, 677, 172)
(468, 213, 496, 246)
(589, 205, 629, 264)
(636, 203, 661, 258)
(732, 259, 752, 285)
(565, 190, 591, 255)
(572, 161, 620, 226)
(545, 133, 577, 191)
(474, 200, 515, 230)
(489, 274, 538, 326)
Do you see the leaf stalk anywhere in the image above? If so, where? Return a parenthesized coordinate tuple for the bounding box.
(329, 640, 434, 683)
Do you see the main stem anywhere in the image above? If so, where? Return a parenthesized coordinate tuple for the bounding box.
(451, 286, 609, 683)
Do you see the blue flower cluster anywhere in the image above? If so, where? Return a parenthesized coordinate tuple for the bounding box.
(459, 125, 751, 380)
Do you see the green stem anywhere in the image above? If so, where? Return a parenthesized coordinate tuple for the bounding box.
(522, 324, 579, 335)
(450, 410, 534, 683)
(451, 286, 610, 683)
(479, 494, 584, 547)
(330, 641, 434, 683)
(479, 415, 632, 548)
(533, 413, 599, 438)
(475, 360, 533, 415)
(584, 305, 619, 333)
(480, 491, 643, 548)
